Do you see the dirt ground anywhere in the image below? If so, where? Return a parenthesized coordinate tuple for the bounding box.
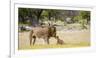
(18, 30, 90, 50)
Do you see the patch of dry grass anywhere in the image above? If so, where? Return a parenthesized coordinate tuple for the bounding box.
(18, 29, 90, 50)
(19, 42, 90, 50)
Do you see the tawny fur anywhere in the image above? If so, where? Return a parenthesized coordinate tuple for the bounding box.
(29, 26, 57, 45)
(56, 36, 65, 45)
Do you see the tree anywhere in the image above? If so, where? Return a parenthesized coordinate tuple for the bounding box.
(73, 11, 90, 29)
(80, 11, 90, 24)
(18, 8, 43, 26)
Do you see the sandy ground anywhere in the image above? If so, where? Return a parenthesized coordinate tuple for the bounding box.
(18, 30, 90, 50)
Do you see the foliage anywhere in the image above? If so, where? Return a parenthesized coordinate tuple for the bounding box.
(18, 8, 90, 29)
(73, 11, 90, 29)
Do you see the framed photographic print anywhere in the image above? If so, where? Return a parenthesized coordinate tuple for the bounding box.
(10, 0, 95, 58)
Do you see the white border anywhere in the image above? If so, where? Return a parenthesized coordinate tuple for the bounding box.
(10, 2, 96, 58)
